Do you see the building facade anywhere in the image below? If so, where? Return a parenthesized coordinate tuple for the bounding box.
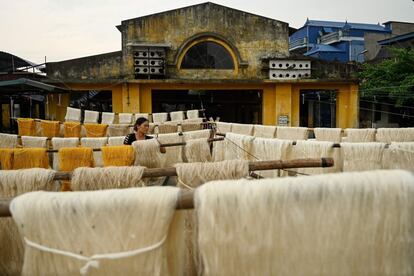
(45, 2, 359, 128)
(289, 19, 391, 62)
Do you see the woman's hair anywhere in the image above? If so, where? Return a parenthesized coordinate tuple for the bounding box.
(133, 117, 149, 131)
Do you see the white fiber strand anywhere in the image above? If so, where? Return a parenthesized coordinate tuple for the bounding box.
(71, 166, 145, 190)
(314, 128, 342, 143)
(83, 111, 99, 124)
(183, 138, 212, 163)
(21, 136, 48, 148)
(341, 142, 386, 171)
(345, 128, 376, 142)
(253, 125, 277, 138)
(0, 133, 18, 148)
(196, 170, 414, 276)
(0, 169, 56, 276)
(276, 126, 308, 140)
(11, 187, 180, 276)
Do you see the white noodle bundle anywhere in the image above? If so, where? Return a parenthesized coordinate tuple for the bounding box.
(71, 166, 146, 190)
(196, 170, 414, 276)
(11, 187, 181, 276)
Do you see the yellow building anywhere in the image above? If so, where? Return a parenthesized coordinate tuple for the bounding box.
(46, 2, 359, 128)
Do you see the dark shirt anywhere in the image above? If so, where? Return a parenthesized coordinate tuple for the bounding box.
(123, 133, 153, 145)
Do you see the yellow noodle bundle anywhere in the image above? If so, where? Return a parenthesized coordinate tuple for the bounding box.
(0, 148, 14, 170)
(41, 120, 60, 138)
(12, 148, 49, 169)
(101, 145, 135, 167)
(17, 118, 36, 136)
(84, 123, 108, 137)
(63, 122, 81, 138)
(58, 147, 94, 191)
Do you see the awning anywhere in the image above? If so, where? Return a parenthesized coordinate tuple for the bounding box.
(0, 78, 70, 94)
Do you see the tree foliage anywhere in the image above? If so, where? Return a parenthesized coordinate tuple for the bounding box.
(359, 47, 414, 105)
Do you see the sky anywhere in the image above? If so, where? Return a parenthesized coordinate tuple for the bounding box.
(1, 0, 413, 64)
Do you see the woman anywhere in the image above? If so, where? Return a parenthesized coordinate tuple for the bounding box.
(124, 117, 166, 153)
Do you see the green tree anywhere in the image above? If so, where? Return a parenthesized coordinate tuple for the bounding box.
(359, 47, 414, 105)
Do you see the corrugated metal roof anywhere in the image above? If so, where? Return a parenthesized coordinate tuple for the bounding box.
(304, 44, 345, 56)
(0, 51, 37, 72)
(0, 78, 69, 94)
(306, 20, 389, 32)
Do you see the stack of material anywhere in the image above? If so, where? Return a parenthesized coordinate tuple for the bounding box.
(253, 125, 277, 138)
(0, 169, 56, 276)
(170, 111, 185, 122)
(17, 118, 36, 136)
(0, 133, 18, 148)
(107, 124, 130, 137)
(383, 142, 414, 170)
(40, 120, 60, 138)
(341, 142, 387, 172)
(175, 160, 249, 275)
(71, 166, 145, 190)
(175, 159, 249, 189)
(345, 128, 376, 142)
(58, 147, 94, 191)
(183, 138, 211, 163)
(224, 133, 255, 161)
(152, 113, 168, 124)
(80, 137, 108, 167)
(231, 123, 254, 136)
(314, 128, 342, 143)
(156, 133, 184, 167)
(291, 140, 341, 174)
(83, 123, 108, 137)
(132, 139, 163, 168)
(156, 124, 178, 134)
(101, 112, 115, 124)
(83, 110, 100, 124)
(376, 128, 414, 143)
(212, 140, 228, 162)
(133, 139, 165, 186)
(64, 107, 81, 122)
(0, 148, 14, 170)
(21, 136, 48, 148)
(108, 136, 126, 146)
(10, 187, 183, 275)
(195, 170, 414, 276)
(251, 138, 293, 177)
(183, 118, 203, 124)
(51, 138, 80, 170)
(276, 126, 308, 140)
(216, 122, 232, 134)
(186, 109, 199, 119)
(63, 122, 81, 138)
(118, 113, 133, 124)
(12, 149, 49, 169)
(101, 145, 135, 167)
(182, 130, 211, 141)
(181, 122, 202, 132)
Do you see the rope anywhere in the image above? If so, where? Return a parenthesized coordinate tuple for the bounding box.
(24, 235, 167, 275)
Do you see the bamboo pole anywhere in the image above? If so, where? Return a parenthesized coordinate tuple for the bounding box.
(52, 158, 333, 180)
(0, 157, 334, 216)
(45, 137, 225, 153)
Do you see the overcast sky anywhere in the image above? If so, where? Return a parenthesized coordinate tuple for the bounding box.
(1, 0, 413, 64)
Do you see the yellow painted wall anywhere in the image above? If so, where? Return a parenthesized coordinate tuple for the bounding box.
(44, 81, 358, 129)
(262, 85, 276, 125)
(275, 83, 293, 126)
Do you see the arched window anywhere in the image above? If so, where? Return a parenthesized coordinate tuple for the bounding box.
(181, 41, 234, 69)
